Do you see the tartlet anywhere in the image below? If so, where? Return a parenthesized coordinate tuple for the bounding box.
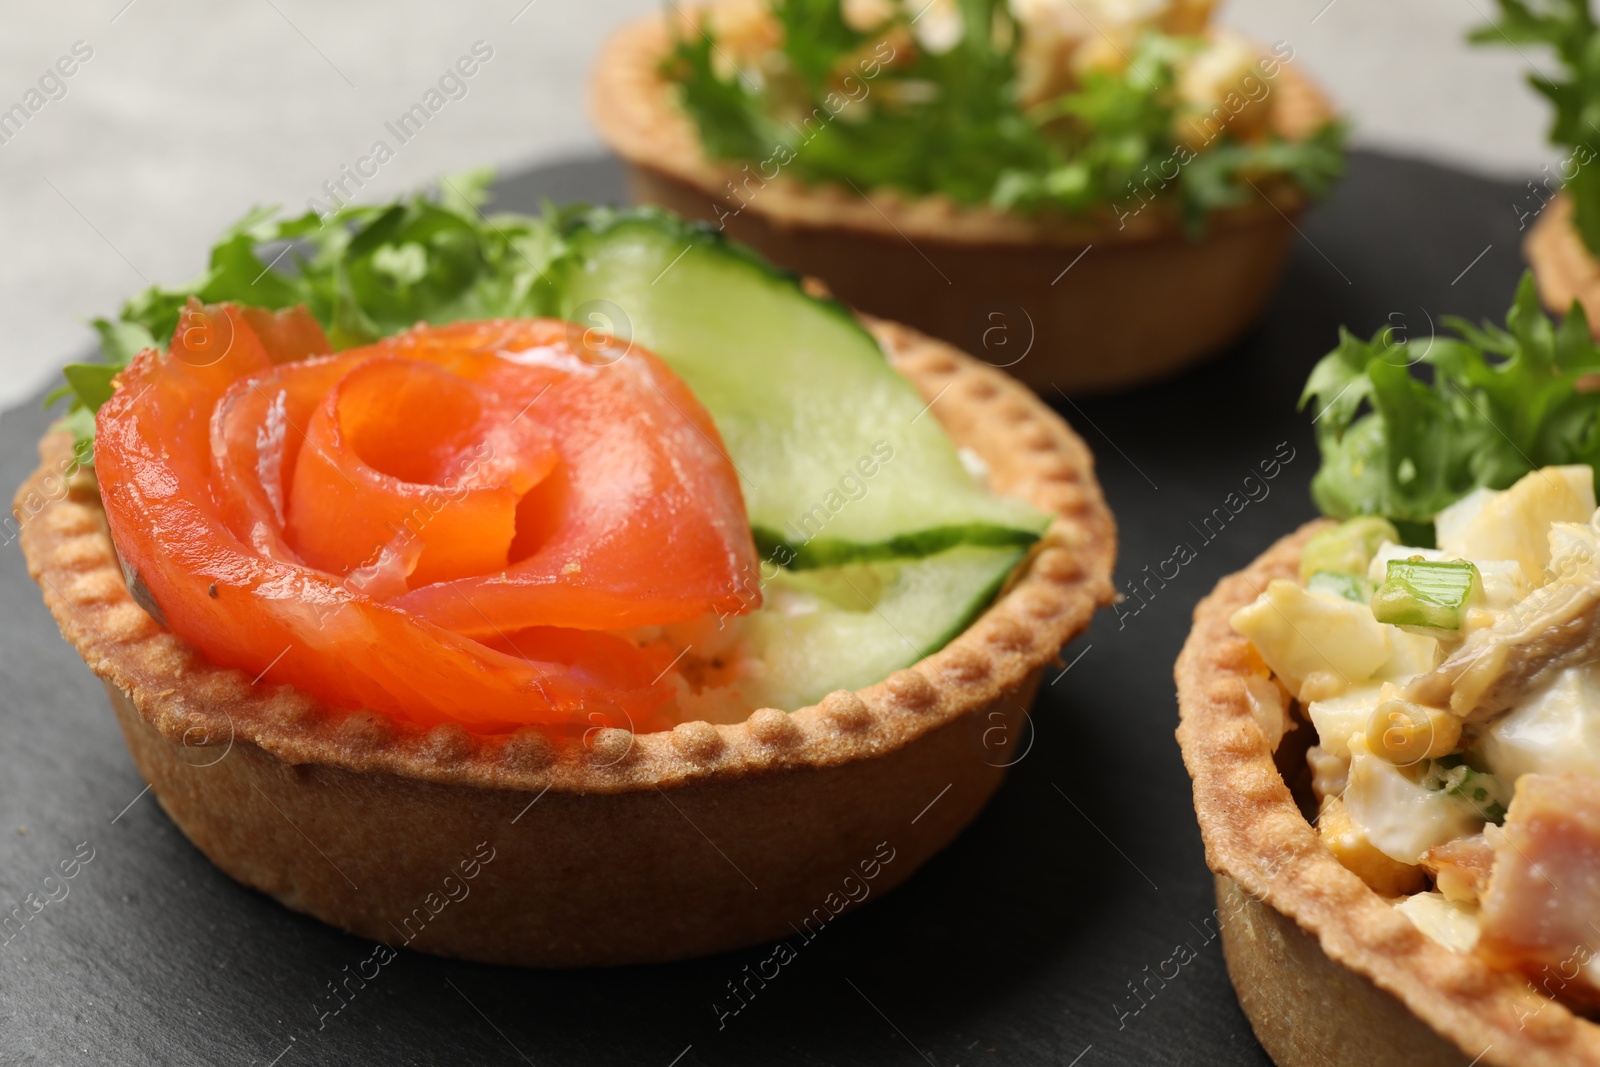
(20, 315, 1114, 966)
(1176, 268, 1600, 1063)
(590, 3, 1338, 393)
(1176, 524, 1595, 1067)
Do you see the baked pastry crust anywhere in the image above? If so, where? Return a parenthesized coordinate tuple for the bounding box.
(1213, 873, 1471, 1067)
(1176, 523, 1600, 1067)
(590, 6, 1338, 392)
(19, 317, 1115, 966)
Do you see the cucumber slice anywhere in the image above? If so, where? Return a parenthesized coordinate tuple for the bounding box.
(551, 209, 1048, 567)
(744, 543, 1027, 710)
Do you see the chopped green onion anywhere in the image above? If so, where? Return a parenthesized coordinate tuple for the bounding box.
(1300, 516, 1400, 581)
(1423, 758, 1508, 824)
(1371, 558, 1480, 630)
(1306, 570, 1374, 603)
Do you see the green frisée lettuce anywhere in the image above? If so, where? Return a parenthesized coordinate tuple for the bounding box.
(1471, 0, 1600, 256)
(95, 172, 555, 357)
(663, 0, 1344, 229)
(50, 171, 564, 459)
(1301, 272, 1600, 527)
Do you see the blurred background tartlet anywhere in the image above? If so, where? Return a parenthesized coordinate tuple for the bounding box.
(592, 0, 1344, 393)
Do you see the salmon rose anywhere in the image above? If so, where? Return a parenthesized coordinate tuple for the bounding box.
(94, 302, 758, 733)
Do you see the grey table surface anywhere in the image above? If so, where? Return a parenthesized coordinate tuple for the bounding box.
(0, 150, 1525, 1066)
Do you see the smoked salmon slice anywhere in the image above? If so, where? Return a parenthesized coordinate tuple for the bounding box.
(95, 302, 758, 731)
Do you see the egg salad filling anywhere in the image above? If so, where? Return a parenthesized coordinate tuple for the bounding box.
(1233, 464, 1600, 993)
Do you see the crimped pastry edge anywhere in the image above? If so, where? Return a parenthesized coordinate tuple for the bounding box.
(1175, 523, 1600, 1067)
(18, 316, 1116, 800)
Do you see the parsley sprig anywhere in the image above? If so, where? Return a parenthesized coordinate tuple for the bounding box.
(50, 172, 577, 462)
(1471, 0, 1600, 255)
(1302, 273, 1600, 526)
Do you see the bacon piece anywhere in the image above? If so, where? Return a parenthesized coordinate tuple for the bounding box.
(1421, 833, 1495, 904)
(1478, 775, 1600, 979)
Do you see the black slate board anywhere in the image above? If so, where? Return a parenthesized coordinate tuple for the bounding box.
(0, 150, 1529, 1066)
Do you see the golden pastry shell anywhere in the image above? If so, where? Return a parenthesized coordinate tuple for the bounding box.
(1176, 523, 1600, 1067)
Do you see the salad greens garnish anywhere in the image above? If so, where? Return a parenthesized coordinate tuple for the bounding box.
(1302, 273, 1600, 526)
(1471, 0, 1600, 255)
(663, 0, 1345, 228)
(51, 172, 588, 462)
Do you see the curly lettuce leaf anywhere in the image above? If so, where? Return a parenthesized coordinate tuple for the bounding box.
(1302, 272, 1600, 525)
(772, 0, 868, 86)
(1470, 0, 1600, 255)
(50, 171, 572, 462)
(991, 34, 1186, 216)
(663, 0, 1345, 224)
(668, 31, 773, 160)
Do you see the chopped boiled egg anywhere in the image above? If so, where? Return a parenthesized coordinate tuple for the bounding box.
(912, 0, 965, 54)
(1434, 465, 1595, 581)
(842, 0, 896, 30)
(1470, 559, 1531, 612)
(1308, 744, 1349, 803)
(1307, 685, 1382, 759)
(1230, 579, 1391, 699)
(1479, 663, 1600, 782)
(1343, 736, 1484, 865)
(1395, 892, 1480, 952)
(1009, 0, 1174, 35)
(1548, 519, 1600, 583)
(1317, 794, 1424, 897)
(1173, 31, 1272, 148)
(1375, 627, 1439, 682)
(1433, 487, 1498, 556)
